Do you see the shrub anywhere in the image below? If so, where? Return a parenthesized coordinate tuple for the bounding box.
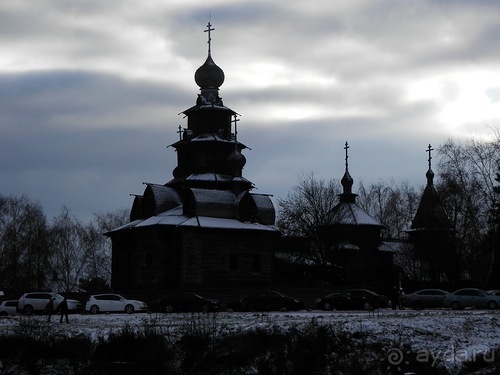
(91, 323, 173, 374)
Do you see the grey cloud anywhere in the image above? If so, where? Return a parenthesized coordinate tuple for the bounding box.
(0, 70, 186, 219)
(1, 0, 499, 222)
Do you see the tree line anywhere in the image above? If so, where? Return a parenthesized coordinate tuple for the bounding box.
(0, 196, 128, 296)
(277, 132, 500, 288)
(2, 132, 499, 294)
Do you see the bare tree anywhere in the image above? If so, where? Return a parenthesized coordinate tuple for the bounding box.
(357, 180, 419, 239)
(49, 206, 88, 293)
(437, 133, 500, 285)
(80, 209, 129, 289)
(0, 195, 50, 294)
(276, 172, 341, 268)
(489, 162, 500, 286)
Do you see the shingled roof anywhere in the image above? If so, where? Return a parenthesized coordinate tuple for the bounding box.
(410, 146, 452, 230)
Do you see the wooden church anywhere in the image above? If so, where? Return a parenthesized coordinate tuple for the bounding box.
(407, 145, 459, 284)
(106, 23, 280, 292)
(317, 143, 394, 290)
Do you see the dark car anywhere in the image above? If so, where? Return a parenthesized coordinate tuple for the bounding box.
(443, 288, 500, 310)
(240, 291, 304, 312)
(155, 292, 220, 313)
(402, 289, 450, 310)
(316, 289, 388, 311)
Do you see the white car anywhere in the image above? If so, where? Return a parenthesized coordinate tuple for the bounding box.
(17, 292, 82, 315)
(0, 300, 19, 316)
(85, 294, 148, 314)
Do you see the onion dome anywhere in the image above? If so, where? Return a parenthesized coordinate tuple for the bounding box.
(228, 148, 246, 177)
(194, 54, 225, 89)
(426, 168, 435, 186)
(172, 165, 183, 178)
(341, 169, 354, 195)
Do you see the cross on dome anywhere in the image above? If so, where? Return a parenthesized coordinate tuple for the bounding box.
(195, 21, 225, 92)
(340, 141, 354, 199)
(425, 144, 435, 186)
(232, 114, 240, 142)
(426, 144, 434, 170)
(344, 141, 350, 171)
(177, 125, 183, 141)
(204, 21, 215, 55)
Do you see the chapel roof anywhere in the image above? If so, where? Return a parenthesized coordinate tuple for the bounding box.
(329, 142, 382, 228)
(410, 144, 452, 230)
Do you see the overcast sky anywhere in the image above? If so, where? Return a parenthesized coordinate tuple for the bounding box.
(2, 0, 500, 222)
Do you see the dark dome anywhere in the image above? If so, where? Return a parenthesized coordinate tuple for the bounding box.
(426, 168, 435, 186)
(426, 168, 435, 180)
(228, 148, 246, 169)
(341, 170, 354, 189)
(194, 54, 225, 89)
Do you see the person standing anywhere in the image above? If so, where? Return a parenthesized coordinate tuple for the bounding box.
(45, 297, 55, 322)
(398, 287, 405, 310)
(390, 286, 399, 310)
(59, 296, 69, 323)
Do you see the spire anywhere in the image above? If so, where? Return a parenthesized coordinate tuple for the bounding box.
(339, 141, 356, 203)
(426, 144, 435, 186)
(410, 144, 452, 230)
(341, 141, 354, 195)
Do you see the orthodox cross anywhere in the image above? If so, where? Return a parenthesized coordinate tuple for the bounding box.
(177, 125, 183, 141)
(426, 144, 434, 169)
(344, 141, 350, 170)
(204, 21, 215, 55)
(232, 115, 240, 141)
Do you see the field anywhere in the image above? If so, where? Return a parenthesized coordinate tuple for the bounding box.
(1, 308, 499, 374)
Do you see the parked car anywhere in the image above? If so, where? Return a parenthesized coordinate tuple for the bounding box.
(85, 294, 148, 314)
(17, 292, 82, 315)
(0, 300, 19, 316)
(155, 292, 220, 313)
(487, 290, 500, 296)
(316, 289, 388, 311)
(402, 289, 450, 310)
(443, 288, 500, 310)
(240, 291, 304, 312)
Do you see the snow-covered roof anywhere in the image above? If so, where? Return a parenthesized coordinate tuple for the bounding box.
(110, 183, 277, 235)
(330, 203, 382, 227)
(378, 240, 410, 253)
(182, 102, 236, 115)
(107, 204, 278, 233)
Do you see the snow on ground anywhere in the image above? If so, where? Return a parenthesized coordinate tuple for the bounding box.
(1, 308, 499, 372)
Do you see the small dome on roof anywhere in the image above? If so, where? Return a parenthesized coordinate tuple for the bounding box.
(195, 54, 225, 89)
(426, 168, 435, 186)
(341, 169, 354, 191)
(228, 148, 246, 170)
